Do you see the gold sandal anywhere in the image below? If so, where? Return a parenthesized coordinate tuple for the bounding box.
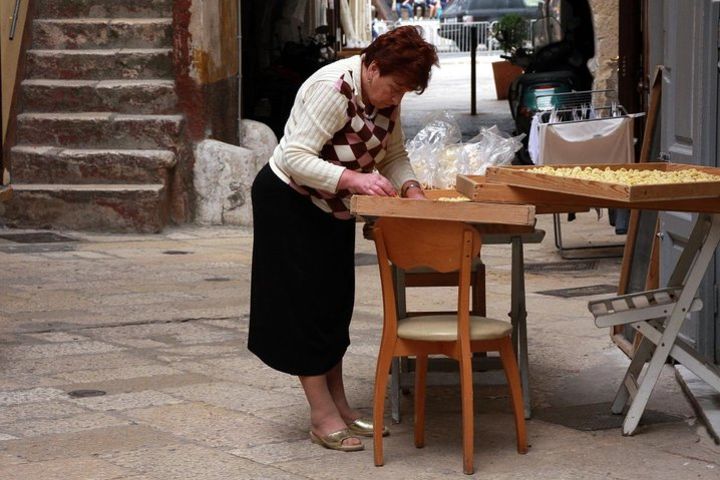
(309, 429, 364, 452)
(347, 418, 390, 437)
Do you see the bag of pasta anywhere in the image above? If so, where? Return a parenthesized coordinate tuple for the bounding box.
(406, 111, 462, 189)
(408, 115, 525, 189)
(457, 126, 525, 178)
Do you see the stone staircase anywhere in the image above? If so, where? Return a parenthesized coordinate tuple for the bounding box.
(5, 0, 182, 232)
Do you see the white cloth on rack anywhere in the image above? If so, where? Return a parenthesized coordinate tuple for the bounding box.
(538, 116, 635, 165)
(528, 113, 542, 164)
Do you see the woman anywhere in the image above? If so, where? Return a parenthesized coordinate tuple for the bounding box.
(249, 26, 438, 452)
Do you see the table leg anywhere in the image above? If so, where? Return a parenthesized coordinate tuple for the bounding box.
(390, 358, 401, 424)
(390, 267, 406, 424)
(511, 237, 532, 419)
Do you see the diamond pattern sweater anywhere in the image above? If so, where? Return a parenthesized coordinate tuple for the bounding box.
(268, 55, 417, 215)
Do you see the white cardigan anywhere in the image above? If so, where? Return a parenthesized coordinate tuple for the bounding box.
(268, 55, 417, 214)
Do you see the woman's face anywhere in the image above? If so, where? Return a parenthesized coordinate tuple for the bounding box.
(365, 62, 413, 109)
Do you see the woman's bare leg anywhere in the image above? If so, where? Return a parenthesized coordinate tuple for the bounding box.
(299, 373, 361, 447)
(326, 360, 362, 422)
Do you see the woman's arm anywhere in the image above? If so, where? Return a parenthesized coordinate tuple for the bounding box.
(375, 116, 425, 198)
(283, 81, 398, 197)
(281, 82, 349, 193)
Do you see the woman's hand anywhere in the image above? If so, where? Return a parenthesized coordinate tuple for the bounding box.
(401, 180, 425, 199)
(338, 170, 397, 196)
(404, 187, 426, 199)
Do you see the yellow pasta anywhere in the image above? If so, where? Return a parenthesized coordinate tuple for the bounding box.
(436, 196, 471, 202)
(528, 166, 720, 186)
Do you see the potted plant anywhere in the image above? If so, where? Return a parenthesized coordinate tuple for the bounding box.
(490, 14, 527, 100)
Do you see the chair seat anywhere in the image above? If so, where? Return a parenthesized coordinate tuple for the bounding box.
(397, 315, 512, 341)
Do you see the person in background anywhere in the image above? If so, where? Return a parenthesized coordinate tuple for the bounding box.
(249, 26, 438, 452)
(440, 0, 449, 14)
(413, 0, 427, 18)
(427, 0, 439, 18)
(395, 0, 413, 19)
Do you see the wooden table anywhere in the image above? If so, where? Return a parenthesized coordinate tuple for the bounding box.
(352, 193, 540, 420)
(459, 170, 720, 436)
(457, 171, 720, 214)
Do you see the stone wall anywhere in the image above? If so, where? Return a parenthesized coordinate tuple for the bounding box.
(589, 0, 619, 102)
(184, 2, 280, 226)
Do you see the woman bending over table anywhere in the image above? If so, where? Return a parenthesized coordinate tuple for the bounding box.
(249, 26, 438, 452)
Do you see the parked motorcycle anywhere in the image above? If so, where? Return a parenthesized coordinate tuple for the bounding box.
(505, 0, 595, 164)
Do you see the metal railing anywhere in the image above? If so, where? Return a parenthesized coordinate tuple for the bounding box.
(433, 20, 497, 53)
(381, 19, 533, 54)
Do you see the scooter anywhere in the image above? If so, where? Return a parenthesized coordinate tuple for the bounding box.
(506, 0, 595, 164)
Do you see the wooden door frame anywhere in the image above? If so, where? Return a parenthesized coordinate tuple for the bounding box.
(618, 0, 644, 113)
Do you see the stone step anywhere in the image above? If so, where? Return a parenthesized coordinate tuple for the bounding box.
(21, 79, 177, 114)
(4, 184, 168, 233)
(16, 112, 184, 149)
(33, 18, 173, 50)
(26, 49, 173, 80)
(11, 146, 176, 184)
(35, 0, 173, 19)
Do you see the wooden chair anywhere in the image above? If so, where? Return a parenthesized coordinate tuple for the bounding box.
(372, 217, 528, 475)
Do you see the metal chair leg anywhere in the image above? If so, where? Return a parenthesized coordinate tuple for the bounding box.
(390, 357, 401, 423)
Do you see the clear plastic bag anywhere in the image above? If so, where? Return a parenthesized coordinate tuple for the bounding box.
(407, 113, 525, 189)
(458, 126, 525, 177)
(406, 112, 462, 189)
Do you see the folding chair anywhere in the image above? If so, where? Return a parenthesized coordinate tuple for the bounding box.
(589, 213, 720, 435)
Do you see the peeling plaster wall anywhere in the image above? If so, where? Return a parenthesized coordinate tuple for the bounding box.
(589, 0, 619, 101)
(188, 1, 239, 84)
(174, 0, 239, 144)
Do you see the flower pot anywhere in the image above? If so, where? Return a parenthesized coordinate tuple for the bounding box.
(491, 60, 524, 100)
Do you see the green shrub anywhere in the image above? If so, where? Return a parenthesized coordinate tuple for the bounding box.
(491, 14, 528, 55)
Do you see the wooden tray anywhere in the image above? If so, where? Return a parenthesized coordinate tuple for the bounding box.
(457, 174, 720, 213)
(485, 163, 720, 202)
(456, 175, 589, 214)
(423, 189, 470, 201)
(350, 193, 535, 226)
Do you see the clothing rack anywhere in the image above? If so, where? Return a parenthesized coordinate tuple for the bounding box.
(535, 88, 617, 112)
(530, 89, 640, 258)
(533, 89, 643, 125)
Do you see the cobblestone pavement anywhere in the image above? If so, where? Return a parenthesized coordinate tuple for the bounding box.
(1, 54, 719, 480)
(1, 213, 719, 479)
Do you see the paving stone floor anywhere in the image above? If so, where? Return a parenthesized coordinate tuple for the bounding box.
(1, 213, 719, 479)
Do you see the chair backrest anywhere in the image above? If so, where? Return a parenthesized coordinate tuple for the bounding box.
(372, 218, 482, 334)
(374, 218, 481, 272)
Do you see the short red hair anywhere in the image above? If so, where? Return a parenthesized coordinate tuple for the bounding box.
(361, 26, 439, 94)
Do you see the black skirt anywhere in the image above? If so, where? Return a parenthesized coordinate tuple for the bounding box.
(248, 164, 356, 376)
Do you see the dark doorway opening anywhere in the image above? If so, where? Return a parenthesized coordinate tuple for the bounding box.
(241, 1, 340, 139)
